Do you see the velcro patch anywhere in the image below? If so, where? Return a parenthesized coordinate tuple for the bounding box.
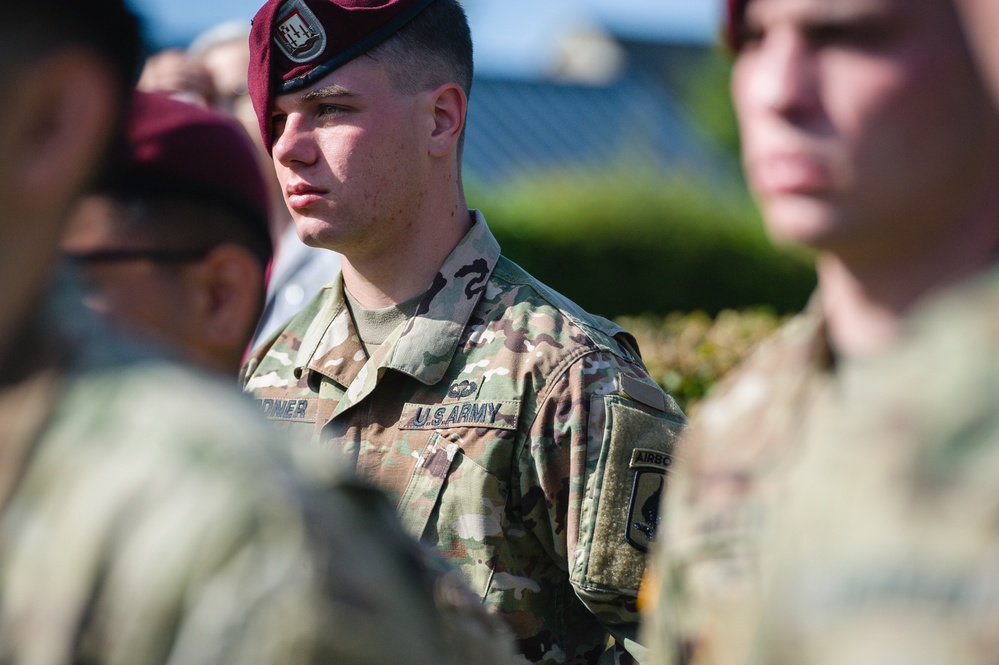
(583, 397, 681, 591)
(257, 397, 317, 423)
(398, 401, 519, 431)
(617, 373, 668, 412)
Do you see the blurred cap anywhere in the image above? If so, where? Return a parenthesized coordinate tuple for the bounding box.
(726, 0, 748, 51)
(103, 91, 272, 253)
(248, 0, 437, 150)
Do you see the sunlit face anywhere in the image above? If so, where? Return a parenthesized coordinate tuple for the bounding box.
(60, 196, 199, 350)
(953, 0, 999, 108)
(269, 56, 431, 260)
(732, 0, 998, 264)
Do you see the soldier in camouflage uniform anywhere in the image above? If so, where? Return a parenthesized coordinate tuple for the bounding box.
(0, 1, 516, 663)
(640, 0, 999, 663)
(750, 268, 999, 665)
(741, 2, 999, 663)
(241, 1, 686, 662)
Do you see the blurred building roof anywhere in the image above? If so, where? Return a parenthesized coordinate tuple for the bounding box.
(462, 69, 733, 186)
(460, 0, 733, 186)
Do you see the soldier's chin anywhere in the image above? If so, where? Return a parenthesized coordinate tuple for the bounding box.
(759, 195, 841, 250)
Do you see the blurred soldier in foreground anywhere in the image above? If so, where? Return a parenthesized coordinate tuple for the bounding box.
(62, 91, 273, 374)
(241, 0, 685, 662)
(745, 1, 999, 664)
(641, 0, 999, 663)
(0, 1, 515, 663)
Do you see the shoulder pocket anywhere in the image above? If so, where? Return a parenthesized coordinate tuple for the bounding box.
(579, 395, 684, 592)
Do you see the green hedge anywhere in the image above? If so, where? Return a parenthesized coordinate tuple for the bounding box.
(617, 308, 786, 414)
(469, 170, 816, 320)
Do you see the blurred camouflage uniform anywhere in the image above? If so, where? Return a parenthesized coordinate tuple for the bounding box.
(752, 266, 999, 665)
(0, 276, 516, 665)
(641, 299, 839, 665)
(243, 212, 686, 665)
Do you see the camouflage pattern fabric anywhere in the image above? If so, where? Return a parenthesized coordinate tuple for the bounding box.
(641, 299, 838, 665)
(0, 279, 516, 665)
(754, 266, 999, 665)
(243, 211, 686, 665)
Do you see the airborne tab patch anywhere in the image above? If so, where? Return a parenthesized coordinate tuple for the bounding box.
(626, 448, 672, 552)
(399, 400, 520, 431)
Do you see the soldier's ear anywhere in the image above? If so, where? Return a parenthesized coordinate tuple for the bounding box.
(12, 49, 119, 220)
(182, 243, 266, 373)
(427, 82, 466, 159)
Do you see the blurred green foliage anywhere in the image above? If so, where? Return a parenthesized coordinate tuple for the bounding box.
(672, 49, 741, 156)
(470, 169, 816, 320)
(618, 308, 786, 414)
(465, 48, 802, 412)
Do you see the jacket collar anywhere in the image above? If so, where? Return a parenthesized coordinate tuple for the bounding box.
(295, 210, 501, 388)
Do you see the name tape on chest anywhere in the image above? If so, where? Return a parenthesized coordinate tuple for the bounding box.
(399, 400, 520, 431)
(257, 397, 317, 422)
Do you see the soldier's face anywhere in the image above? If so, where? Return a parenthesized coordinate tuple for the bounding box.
(269, 56, 430, 259)
(60, 197, 201, 355)
(732, 0, 999, 264)
(954, 0, 999, 108)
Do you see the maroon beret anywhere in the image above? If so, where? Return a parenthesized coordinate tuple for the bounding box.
(248, 0, 437, 151)
(104, 91, 272, 253)
(726, 0, 748, 51)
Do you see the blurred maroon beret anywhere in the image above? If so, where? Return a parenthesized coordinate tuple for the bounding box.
(727, 0, 748, 51)
(248, 0, 437, 151)
(103, 91, 272, 254)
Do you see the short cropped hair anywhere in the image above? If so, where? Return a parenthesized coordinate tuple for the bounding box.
(367, 0, 473, 157)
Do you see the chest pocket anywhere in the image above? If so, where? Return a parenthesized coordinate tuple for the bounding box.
(396, 430, 510, 597)
(397, 432, 457, 538)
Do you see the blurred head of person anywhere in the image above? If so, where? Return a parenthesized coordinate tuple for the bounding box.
(136, 47, 215, 107)
(0, 0, 142, 365)
(189, 21, 255, 128)
(727, 0, 999, 270)
(61, 92, 273, 374)
(190, 20, 293, 240)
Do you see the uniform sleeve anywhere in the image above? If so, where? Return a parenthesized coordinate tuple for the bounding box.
(520, 350, 686, 662)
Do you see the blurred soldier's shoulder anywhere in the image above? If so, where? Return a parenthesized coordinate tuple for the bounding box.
(0, 287, 516, 665)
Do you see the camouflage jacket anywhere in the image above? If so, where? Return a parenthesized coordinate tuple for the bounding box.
(754, 265, 999, 665)
(0, 280, 516, 665)
(641, 298, 837, 665)
(243, 212, 686, 665)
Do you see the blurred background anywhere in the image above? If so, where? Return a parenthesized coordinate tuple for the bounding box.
(128, 0, 816, 409)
